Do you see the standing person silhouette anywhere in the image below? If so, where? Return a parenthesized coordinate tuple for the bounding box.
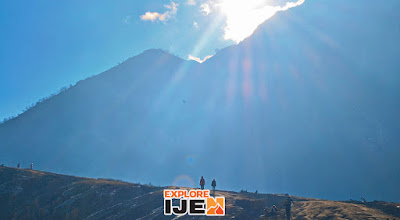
(271, 205, 277, 216)
(284, 196, 294, 220)
(211, 178, 217, 195)
(17, 163, 20, 169)
(200, 176, 205, 190)
(30, 162, 33, 170)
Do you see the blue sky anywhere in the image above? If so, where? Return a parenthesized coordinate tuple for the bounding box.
(0, 0, 306, 120)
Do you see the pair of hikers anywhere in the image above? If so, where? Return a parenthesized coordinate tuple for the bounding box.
(16, 163, 33, 169)
(15, 163, 32, 169)
(199, 176, 217, 191)
(263, 196, 294, 219)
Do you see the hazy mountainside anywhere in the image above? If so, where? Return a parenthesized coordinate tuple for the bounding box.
(1, 0, 400, 202)
(1, 167, 399, 219)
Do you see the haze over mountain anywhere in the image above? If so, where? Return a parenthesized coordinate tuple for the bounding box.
(1, 0, 399, 202)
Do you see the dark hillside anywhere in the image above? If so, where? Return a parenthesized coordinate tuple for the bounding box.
(0, 167, 398, 219)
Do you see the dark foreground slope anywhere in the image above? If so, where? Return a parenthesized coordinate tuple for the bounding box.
(1, 167, 399, 220)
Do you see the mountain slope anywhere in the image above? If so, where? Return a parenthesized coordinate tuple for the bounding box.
(1, 167, 399, 219)
(0, 0, 399, 202)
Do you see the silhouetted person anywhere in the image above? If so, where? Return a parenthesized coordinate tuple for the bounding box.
(17, 163, 20, 169)
(211, 178, 217, 196)
(200, 176, 205, 190)
(284, 196, 294, 220)
(211, 179, 216, 190)
(30, 162, 33, 170)
(271, 205, 277, 216)
(264, 207, 269, 217)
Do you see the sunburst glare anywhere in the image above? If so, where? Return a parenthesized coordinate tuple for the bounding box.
(216, 0, 305, 43)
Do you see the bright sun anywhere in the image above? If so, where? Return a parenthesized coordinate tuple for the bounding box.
(217, 0, 305, 43)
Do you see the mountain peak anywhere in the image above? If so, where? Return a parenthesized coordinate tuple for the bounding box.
(138, 48, 182, 60)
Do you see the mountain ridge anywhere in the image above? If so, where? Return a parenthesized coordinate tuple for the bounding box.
(0, 48, 182, 125)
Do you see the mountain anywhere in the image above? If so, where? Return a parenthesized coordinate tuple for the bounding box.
(1, 0, 400, 202)
(1, 166, 399, 219)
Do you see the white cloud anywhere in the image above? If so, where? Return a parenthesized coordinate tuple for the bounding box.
(281, 0, 305, 10)
(140, 2, 179, 22)
(164, 1, 178, 13)
(140, 12, 161, 21)
(187, 0, 196, 5)
(188, 54, 214, 63)
(193, 21, 199, 29)
(201, 3, 212, 15)
(216, 0, 305, 43)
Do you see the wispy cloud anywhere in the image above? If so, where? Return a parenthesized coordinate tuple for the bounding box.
(140, 2, 178, 22)
(281, 0, 305, 10)
(201, 3, 212, 15)
(187, 0, 196, 6)
(193, 21, 199, 29)
(188, 54, 214, 63)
